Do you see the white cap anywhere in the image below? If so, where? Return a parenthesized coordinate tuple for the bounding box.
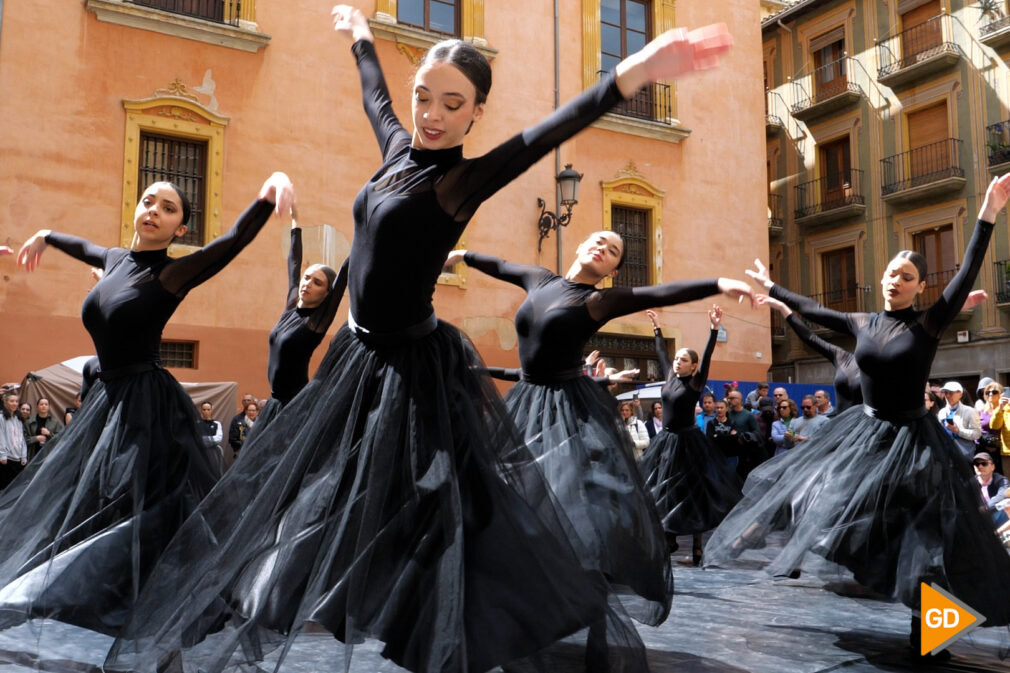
(940, 381, 963, 393)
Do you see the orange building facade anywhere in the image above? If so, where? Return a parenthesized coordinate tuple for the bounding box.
(0, 0, 769, 404)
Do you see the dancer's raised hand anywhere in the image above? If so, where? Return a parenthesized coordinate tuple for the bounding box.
(17, 231, 51, 272)
(979, 173, 1010, 222)
(332, 5, 373, 43)
(756, 294, 791, 316)
(745, 259, 774, 289)
(709, 304, 723, 328)
(258, 172, 296, 217)
(615, 24, 732, 97)
(717, 278, 756, 308)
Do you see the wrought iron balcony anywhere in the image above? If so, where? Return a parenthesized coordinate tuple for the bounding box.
(880, 138, 965, 201)
(791, 57, 863, 122)
(877, 14, 961, 88)
(600, 73, 673, 125)
(803, 287, 869, 331)
(987, 119, 1010, 170)
(980, 13, 1010, 49)
(770, 308, 786, 341)
(130, 0, 243, 24)
(914, 268, 957, 309)
(995, 259, 1010, 305)
(768, 193, 784, 235)
(794, 169, 865, 225)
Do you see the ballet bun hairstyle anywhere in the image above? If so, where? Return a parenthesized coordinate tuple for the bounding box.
(893, 250, 928, 282)
(306, 263, 338, 291)
(165, 182, 192, 227)
(421, 39, 492, 105)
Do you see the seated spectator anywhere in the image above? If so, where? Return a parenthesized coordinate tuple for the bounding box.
(0, 391, 29, 490)
(744, 382, 769, 411)
(618, 401, 649, 459)
(787, 395, 830, 446)
(771, 398, 799, 456)
(936, 381, 981, 458)
(696, 392, 716, 433)
(973, 452, 1009, 528)
(228, 401, 259, 459)
(26, 397, 64, 460)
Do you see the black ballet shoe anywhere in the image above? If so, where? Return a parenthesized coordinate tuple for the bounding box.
(787, 568, 801, 579)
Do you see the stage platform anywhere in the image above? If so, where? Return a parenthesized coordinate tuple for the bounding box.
(0, 535, 1006, 672)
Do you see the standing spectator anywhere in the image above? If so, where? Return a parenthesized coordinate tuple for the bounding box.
(787, 395, 830, 446)
(696, 392, 716, 433)
(755, 397, 776, 454)
(646, 400, 663, 439)
(64, 392, 83, 426)
(813, 390, 834, 416)
(936, 381, 981, 458)
(25, 397, 64, 460)
(0, 391, 28, 490)
(772, 387, 787, 407)
(924, 389, 942, 414)
(707, 400, 739, 471)
(630, 393, 649, 421)
(198, 402, 224, 477)
(986, 388, 1010, 476)
(228, 402, 259, 459)
(744, 382, 769, 411)
(16, 402, 31, 425)
(973, 452, 1009, 528)
(726, 390, 763, 477)
(771, 398, 799, 456)
(977, 381, 1005, 474)
(619, 401, 650, 459)
(976, 377, 996, 413)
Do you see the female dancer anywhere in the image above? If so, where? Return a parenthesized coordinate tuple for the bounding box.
(705, 175, 1010, 655)
(445, 239, 753, 625)
(0, 174, 293, 637)
(253, 213, 347, 431)
(107, 7, 734, 673)
(640, 306, 742, 566)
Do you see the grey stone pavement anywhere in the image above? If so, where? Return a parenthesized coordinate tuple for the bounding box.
(0, 535, 1006, 672)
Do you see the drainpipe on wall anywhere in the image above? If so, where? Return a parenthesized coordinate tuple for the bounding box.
(553, 0, 563, 273)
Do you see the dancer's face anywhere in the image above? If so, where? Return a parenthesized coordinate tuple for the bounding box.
(880, 257, 925, 310)
(298, 266, 330, 309)
(133, 183, 187, 250)
(574, 232, 623, 279)
(411, 62, 484, 150)
(672, 349, 696, 376)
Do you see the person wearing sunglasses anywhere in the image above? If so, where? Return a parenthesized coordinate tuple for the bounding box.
(770, 398, 799, 456)
(976, 382, 1006, 475)
(973, 452, 1009, 529)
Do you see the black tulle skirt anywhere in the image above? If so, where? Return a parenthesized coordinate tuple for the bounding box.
(0, 368, 217, 636)
(704, 405, 1010, 624)
(106, 322, 634, 673)
(504, 376, 673, 627)
(640, 426, 743, 535)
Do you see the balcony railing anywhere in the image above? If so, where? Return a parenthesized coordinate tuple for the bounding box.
(881, 138, 963, 196)
(791, 57, 862, 114)
(794, 169, 864, 220)
(600, 73, 672, 125)
(981, 14, 1010, 37)
(987, 119, 1010, 167)
(915, 268, 957, 309)
(995, 259, 1010, 304)
(805, 286, 868, 321)
(130, 0, 244, 25)
(768, 193, 783, 233)
(877, 13, 959, 79)
(770, 308, 786, 340)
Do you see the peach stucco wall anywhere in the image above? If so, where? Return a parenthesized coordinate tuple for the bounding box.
(0, 1, 769, 401)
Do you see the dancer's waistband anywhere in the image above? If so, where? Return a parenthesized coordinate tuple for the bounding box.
(520, 368, 585, 384)
(97, 362, 163, 382)
(862, 404, 928, 423)
(348, 311, 438, 346)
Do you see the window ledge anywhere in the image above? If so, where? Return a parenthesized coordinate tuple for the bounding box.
(593, 113, 691, 143)
(368, 16, 497, 61)
(86, 0, 271, 53)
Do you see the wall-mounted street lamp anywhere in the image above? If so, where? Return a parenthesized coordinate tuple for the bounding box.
(537, 163, 583, 252)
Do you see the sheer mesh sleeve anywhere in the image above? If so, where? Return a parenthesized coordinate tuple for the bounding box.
(306, 258, 349, 335)
(587, 279, 720, 323)
(922, 220, 994, 339)
(285, 228, 302, 309)
(691, 328, 719, 393)
(352, 40, 411, 161)
(785, 313, 844, 365)
(482, 367, 522, 382)
(652, 328, 671, 380)
(44, 233, 111, 268)
(769, 284, 862, 336)
(158, 200, 275, 297)
(437, 74, 625, 222)
(463, 251, 552, 291)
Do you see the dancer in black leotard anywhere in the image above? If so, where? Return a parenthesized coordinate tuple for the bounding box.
(705, 175, 1010, 658)
(0, 174, 293, 639)
(640, 306, 742, 566)
(446, 238, 753, 625)
(253, 214, 348, 432)
(106, 7, 735, 673)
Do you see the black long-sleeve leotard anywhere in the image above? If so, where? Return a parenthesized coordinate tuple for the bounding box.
(770, 219, 994, 418)
(348, 39, 626, 333)
(655, 326, 718, 430)
(784, 313, 860, 412)
(463, 251, 720, 381)
(267, 228, 348, 404)
(46, 200, 275, 371)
